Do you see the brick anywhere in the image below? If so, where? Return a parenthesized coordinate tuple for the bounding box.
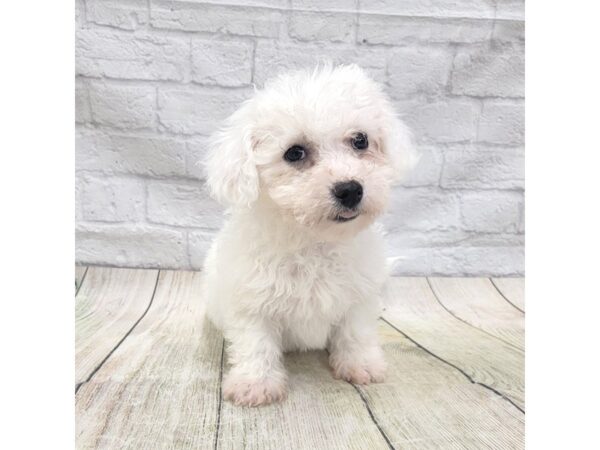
(441, 146, 524, 189)
(460, 233, 524, 247)
(76, 223, 187, 268)
(399, 145, 443, 187)
(492, 20, 525, 43)
(188, 230, 218, 270)
(289, 11, 356, 43)
(292, 0, 357, 10)
(383, 229, 469, 250)
(86, 0, 149, 30)
(75, 0, 86, 27)
(191, 38, 253, 87)
(185, 138, 210, 180)
(253, 41, 386, 85)
(460, 191, 522, 233)
(157, 86, 251, 135)
(195, 0, 284, 6)
(398, 98, 480, 143)
(75, 79, 91, 123)
(150, 1, 283, 37)
(383, 188, 461, 232)
(452, 245, 524, 275)
(384, 229, 524, 254)
(359, 0, 496, 18)
(76, 130, 187, 177)
(387, 244, 523, 276)
(358, 15, 493, 45)
(495, 0, 525, 20)
(81, 175, 145, 222)
(518, 205, 525, 233)
(75, 176, 84, 221)
(387, 247, 458, 276)
(89, 81, 156, 130)
(387, 46, 453, 98)
(478, 100, 524, 145)
(76, 29, 189, 81)
(147, 180, 224, 228)
(451, 43, 524, 97)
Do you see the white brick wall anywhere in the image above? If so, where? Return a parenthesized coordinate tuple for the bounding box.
(75, 0, 525, 276)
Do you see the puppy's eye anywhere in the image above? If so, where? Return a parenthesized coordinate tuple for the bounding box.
(284, 145, 307, 162)
(351, 132, 369, 150)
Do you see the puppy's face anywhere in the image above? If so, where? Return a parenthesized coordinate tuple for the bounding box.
(254, 112, 394, 238)
(206, 65, 416, 240)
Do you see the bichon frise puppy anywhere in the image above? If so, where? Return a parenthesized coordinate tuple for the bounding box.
(202, 64, 416, 406)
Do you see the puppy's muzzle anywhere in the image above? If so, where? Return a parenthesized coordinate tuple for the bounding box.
(332, 180, 363, 209)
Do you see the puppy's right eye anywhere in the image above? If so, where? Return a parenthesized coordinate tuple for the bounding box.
(284, 145, 307, 162)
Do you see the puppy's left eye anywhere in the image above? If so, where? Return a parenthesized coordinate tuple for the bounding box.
(351, 132, 369, 150)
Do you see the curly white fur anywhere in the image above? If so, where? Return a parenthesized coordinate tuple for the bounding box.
(202, 64, 416, 406)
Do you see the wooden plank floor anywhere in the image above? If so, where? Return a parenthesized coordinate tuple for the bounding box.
(75, 266, 525, 450)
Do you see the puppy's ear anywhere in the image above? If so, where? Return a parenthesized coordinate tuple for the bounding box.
(204, 102, 259, 207)
(382, 111, 420, 182)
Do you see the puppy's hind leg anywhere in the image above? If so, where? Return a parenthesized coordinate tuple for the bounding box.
(222, 318, 287, 407)
(328, 302, 386, 385)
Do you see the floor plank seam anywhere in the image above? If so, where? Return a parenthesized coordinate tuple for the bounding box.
(425, 277, 524, 353)
(350, 383, 396, 450)
(489, 278, 525, 314)
(379, 317, 525, 414)
(213, 339, 225, 450)
(75, 266, 89, 297)
(75, 270, 162, 394)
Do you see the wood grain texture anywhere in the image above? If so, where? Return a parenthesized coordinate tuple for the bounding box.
(217, 350, 392, 450)
(354, 321, 524, 449)
(75, 267, 159, 385)
(75, 265, 88, 293)
(75, 269, 525, 449)
(492, 278, 525, 312)
(383, 277, 524, 409)
(428, 278, 524, 350)
(76, 270, 222, 450)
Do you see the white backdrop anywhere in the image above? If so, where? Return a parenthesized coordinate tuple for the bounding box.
(75, 0, 524, 275)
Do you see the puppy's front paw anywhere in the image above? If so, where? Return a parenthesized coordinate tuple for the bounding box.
(330, 355, 387, 385)
(222, 374, 287, 407)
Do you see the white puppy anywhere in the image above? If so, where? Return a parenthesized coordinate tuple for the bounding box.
(202, 64, 416, 407)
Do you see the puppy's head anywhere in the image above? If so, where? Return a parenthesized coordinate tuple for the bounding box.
(205, 64, 417, 240)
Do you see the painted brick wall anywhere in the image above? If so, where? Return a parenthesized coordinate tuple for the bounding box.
(75, 0, 525, 276)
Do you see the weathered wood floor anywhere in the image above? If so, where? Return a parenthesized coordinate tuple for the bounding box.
(75, 266, 525, 449)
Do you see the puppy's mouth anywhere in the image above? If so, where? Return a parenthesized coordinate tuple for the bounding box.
(332, 210, 360, 223)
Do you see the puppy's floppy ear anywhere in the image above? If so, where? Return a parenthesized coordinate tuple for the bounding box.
(381, 109, 420, 182)
(204, 102, 259, 207)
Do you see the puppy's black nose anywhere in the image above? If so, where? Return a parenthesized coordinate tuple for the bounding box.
(332, 181, 363, 209)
